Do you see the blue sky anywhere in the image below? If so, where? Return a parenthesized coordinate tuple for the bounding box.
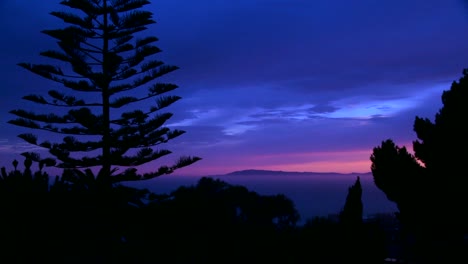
(1, 0, 468, 175)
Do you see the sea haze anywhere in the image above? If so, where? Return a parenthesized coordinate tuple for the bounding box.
(126, 170, 397, 223)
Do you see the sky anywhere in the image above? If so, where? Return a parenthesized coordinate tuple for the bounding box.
(1, 0, 468, 176)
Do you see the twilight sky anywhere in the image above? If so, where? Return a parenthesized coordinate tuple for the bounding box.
(1, 0, 468, 176)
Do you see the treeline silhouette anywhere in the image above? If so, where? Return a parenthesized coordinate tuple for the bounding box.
(0, 161, 386, 263)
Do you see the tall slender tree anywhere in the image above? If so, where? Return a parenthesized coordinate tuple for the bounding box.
(339, 176, 363, 227)
(8, 0, 200, 187)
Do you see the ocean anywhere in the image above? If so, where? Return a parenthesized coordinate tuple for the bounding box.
(125, 171, 397, 224)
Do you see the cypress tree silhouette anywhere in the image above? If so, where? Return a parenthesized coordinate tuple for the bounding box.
(338, 177, 363, 262)
(8, 0, 201, 187)
(339, 176, 363, 227)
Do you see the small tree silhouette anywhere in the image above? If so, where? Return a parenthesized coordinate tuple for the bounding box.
(338, 177, 363, 262)
(339, 176, 363, 227)
(0, 159, 50, 195)
(8, 0, 200, 188)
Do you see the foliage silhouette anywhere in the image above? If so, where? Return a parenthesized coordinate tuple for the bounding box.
(8, 0, 200, 187)
(0, 161, 390, 263)
(147, 177, 300, 232)
(370, 140, 424, 230)
(0, 159, 151, 263)
(297, 213, 385, 264)
(122, 177, 301, 263)
(334, 177, 386, 263)
(0, 159, 49, 194)
(339, 176, 363, 227)
(370, 69, 468, 262)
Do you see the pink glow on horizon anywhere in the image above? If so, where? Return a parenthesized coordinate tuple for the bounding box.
(173, 149, 374, 176)
(255, 160, 372, 174)
(174, 141, 417, 176)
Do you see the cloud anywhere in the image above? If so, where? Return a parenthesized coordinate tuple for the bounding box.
(0, 139, 45, 155)
(168, 80, 446, 141)
(309, 104, 338, 114)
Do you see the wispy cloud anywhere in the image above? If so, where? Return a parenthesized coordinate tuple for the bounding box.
(0, 139, 44, 154)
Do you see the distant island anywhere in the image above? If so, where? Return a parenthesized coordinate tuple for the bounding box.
(213, 169, 372, 178)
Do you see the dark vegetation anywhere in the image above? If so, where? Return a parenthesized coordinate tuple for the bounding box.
(0, 162, 386, 263)
(8, 0, 200, 187)
(371, 70, 468, 263)
(2, 0, 468, 263)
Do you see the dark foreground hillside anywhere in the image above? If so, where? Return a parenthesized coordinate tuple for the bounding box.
(0, 166, 387, 263)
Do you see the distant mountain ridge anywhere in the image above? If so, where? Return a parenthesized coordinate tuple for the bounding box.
(215, 169, 372, 177)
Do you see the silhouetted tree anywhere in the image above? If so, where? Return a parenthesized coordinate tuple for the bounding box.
(8, 0, 200, 188)
(339, 176, 363, 227)
(337, 177, 363, 262)
(370, 69, 468, 262)
(370, 140, 424, 229)
(126, 177, 300, 263)
(165, 177, 299, 229)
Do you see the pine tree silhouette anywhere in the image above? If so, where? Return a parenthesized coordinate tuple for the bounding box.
(8, 0, 201, 189)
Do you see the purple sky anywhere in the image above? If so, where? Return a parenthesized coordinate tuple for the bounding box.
(2, 0, 468, 176)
